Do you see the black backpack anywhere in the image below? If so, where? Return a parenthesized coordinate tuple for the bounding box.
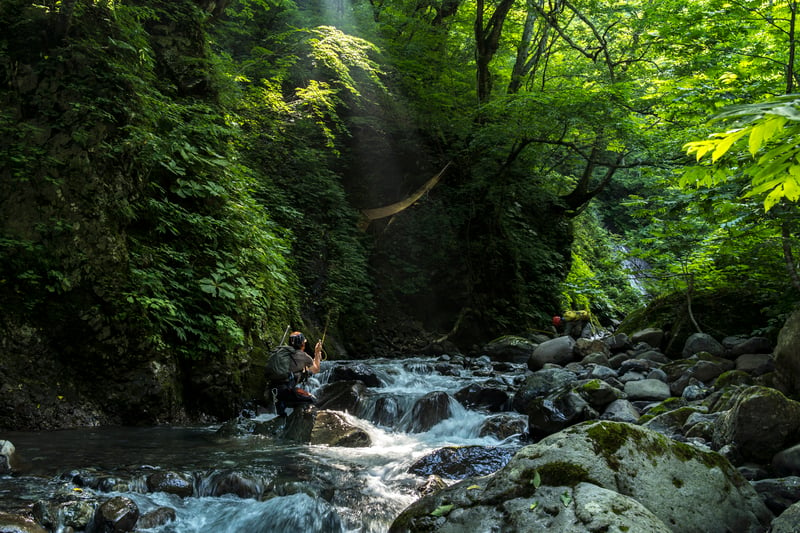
(265, 345, 297, 382)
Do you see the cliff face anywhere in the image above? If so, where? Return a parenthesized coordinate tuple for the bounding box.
(0, 2, 273, 429)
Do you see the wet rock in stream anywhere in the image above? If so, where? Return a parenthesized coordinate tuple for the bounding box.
(408, 445, 518, 480)
(282, 409, 371, 447)
(0, 512, 48, 533)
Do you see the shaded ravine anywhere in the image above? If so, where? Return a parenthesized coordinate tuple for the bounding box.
(0, 356, 528, 532)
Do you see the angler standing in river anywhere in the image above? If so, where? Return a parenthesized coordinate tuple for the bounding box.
(266, 331, 323, 417)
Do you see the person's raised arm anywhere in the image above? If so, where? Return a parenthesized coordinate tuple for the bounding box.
(309, 340, 322, 374)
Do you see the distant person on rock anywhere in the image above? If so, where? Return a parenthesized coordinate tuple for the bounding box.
(552, 310, 592, 339)
(266, 331, 322, 417)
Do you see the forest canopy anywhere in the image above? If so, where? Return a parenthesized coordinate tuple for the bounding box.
(1, 0, 799, 367)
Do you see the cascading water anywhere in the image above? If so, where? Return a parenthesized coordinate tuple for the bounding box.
(0, 356, 528, 532)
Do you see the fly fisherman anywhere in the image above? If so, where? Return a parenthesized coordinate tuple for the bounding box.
(269, 331, 323, 417)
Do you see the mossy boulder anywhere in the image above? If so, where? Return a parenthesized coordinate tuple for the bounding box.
(712, 385, 800, 463)
(483, 335, 538, 363)
(774, 308, 800, 399)
(390, 421, 772, 533)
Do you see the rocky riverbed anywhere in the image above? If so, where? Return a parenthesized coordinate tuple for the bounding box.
(5, 310, 800, 531)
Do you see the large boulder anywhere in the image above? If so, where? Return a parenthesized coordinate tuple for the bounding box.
(408, 391, 452, 433)
(683, 333, 725, 358)
(282, 409, 371, 447)
(712, 386, 800, 463)
(390, 481, 671, 533)
(624, 379, 671, 401)
(524, 386, 596, 438)
(328, 363, 382, 388)
(772, 501, 800, 533)
(774, 308, 800, 398)
(454, 383, 509, 412)
(315, 381, 367, 413)
(528, 336, 575, 371)
(724, 336, 773, 357)
(631, 327, 664, 348)
(483, 335, 538, 363)
(390, 421, 772, 533)
(512, 368, 578, 413)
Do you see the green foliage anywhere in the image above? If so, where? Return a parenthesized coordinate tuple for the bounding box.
(562, 209, 644, 322)
(0, 0, 298, 363)
(211, 6, 383, 340)
(684, 95, 800, 212)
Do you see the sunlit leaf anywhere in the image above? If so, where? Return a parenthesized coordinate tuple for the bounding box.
(431, 504, 454, 517)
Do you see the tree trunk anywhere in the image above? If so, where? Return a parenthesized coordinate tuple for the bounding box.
(475, 0, 516, 103)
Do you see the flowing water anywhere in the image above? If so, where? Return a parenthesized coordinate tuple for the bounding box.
(0, 357, 528, 532)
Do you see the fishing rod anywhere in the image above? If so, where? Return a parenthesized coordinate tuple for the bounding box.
(318, 316, 329, 361)
(279, 325, 291, 346)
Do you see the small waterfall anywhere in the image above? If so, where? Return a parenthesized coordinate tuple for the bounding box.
(618, 244, 651, 295)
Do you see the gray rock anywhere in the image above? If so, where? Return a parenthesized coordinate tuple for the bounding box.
(773, 444, 800, 476)
(775, 309, 800, 397)
(528, 336, 575, 371)
(391, 421, 772, 533)
(600, 399, 640, 423)
(735, 353, 775, 376)
(630, 328, 664, 348)
(751, 476, 800, 515)
(454, 383, 509, 412)
(511, 368, 578, 413)
(408, 391, 452, 433)
(391, 480, 671, 533)
(408, 446, 516, 480)
(604, 332, 631, 353)
(712, 386, 800, 463)
(478, 413, 527, 439)
(316, 380, 367, 413)
(637, 350, 671, 364)
(624, 379, 671, 401)
(32, 499, 95, 531)
(580, 351, 610, 366)
(770, 500, 800, 533)
(525, 387, 595, 437)
(683, 333, 725, 358)
(483, 335, 538, 363)
(588, 364, 617, 380)
(647, 368, 668, 382)
(682, 384, 710, 401)
(283, 409, 372, 446)
(575, 379, 622, 409)
(724, 336, 773, 357)
(575, 338, 610, 358)
(328, 363, 382, 387)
